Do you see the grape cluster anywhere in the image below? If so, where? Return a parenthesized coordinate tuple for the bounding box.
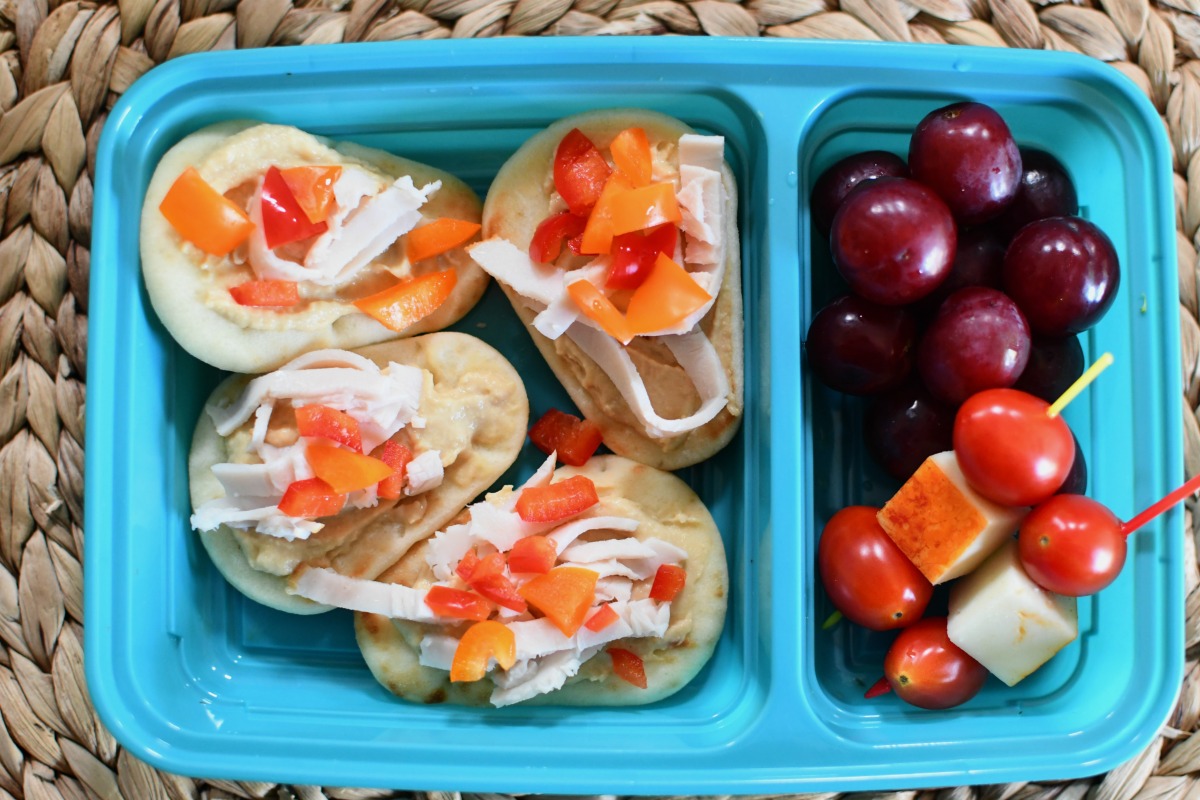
(806, 101, 1119, 486)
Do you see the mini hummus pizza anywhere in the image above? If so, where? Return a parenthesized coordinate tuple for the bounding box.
(324, 454, 728, 707)
(142, 121, 490, 373)
(188, 332, 528, 614)
(468, 109, 744, 471)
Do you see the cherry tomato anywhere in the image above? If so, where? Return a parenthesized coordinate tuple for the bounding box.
(882, 616, 988, 709)
(1017, 493, 1125, 596)
(817, 506, 932, 631)
(953, 388, 1074, 507)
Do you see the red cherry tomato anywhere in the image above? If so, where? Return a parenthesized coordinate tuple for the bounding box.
(882, 617, 988, 710)
(1018, 493, 1126, 596)
(817, 506, 932, 631)
(953, 388, 1074, 507)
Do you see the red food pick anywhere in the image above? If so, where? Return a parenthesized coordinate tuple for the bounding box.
(528, 409, 604, 467)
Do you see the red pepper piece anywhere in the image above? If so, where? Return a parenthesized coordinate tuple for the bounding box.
(649, 563, 687, 602)
(456, 548, 481, 583)
(606, 224, 678, 291)
(584, 604, 619, 632)
(528, 409, 604, 467)
(260, 166, 328, 249)
(277, 477, 345, 518)
(529, 211, 588, 264)
(374, 440, 412, 500)
(508, 535, 558, 574)
(295, 404, 362, 452)
(554, 128, 612, 216)
(228, 279, 301, 308)
(424, 585, 492, 621)
(470, 572, 527, 614)
(609, 647, 648, 689)
(515, 475, 600, 523)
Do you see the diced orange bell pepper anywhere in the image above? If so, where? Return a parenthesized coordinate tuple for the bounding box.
(407, 218, 481, 264)
(528, 408, 604, 467)
(610, 127, 652, 187)
(508, 535, 558, 574)
(609, 182, 683, 238)
(584, 603, 619, 632)
(624, 253, 712, 335)
(276, 477, 345, 518)
(649, 563, 687, 602)
(228, 279, 301, 308)
(567, 281, 634, 345)
(609, 647, 648, 689)
(280, 165, 341, 224)
(515, 474, 600, 524)
(295, 404, 362, 452)
(518, 566, 600, 637)
(424, 585, 492, 621)
(373, 440, 412, 500)
(353, 268, 457, 333)
(450, 620, 516, 682)
(159, 167, 255, 256)
(579, 171, 635, 256)
(305, 442, 394, 494)
(554, 128, 612, 216)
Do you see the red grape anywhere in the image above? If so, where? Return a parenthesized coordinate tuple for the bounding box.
(864, 381, 955, 482)
(806, 295, 917, 395)
(917, 287, 1031, 405)
(1057, 433, 1088, 495)
(909, 102, 1022, 225)
(830, 177, 956, 306)
(1002, 216, 1120, 335)
(810, 150, 909, 235)
(912, 225, 1007, 321)
(1018, 494, 1125, 596)
(996, 148, 1079, 236)
(1012, 335, 1085, 403)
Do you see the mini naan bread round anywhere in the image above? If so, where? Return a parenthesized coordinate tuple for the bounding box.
(473, 109, 744, 471)
(143, 121, 490, 373)
(355, 455, 728, 705)
(189, 332, 528, 614)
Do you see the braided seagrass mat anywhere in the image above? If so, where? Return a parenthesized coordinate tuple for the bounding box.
(3, 0, 1200, 798)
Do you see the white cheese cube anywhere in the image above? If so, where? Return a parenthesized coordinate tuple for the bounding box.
(878, 451, 1027, 584)
(947, 539, 1078, 686)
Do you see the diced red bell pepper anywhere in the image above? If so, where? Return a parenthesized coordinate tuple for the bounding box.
(528, 408, 604, 467)
(610, 127, 652, 187)
(515, 474, 600, 524)
(584, 603, 619, 632)
(374, 440, 412, 500)
(407, 218, 482, 263)
(470, 572, 527, 614)
(276, 477, 345, 518)
(353, 268, 457, 333)
(295, 404, 362, 452)
(609, 181, 682, 238)
(566, 280, 634, 345)
(455, 548, 481, 583)
(466, 552, 506, 583)
(649, 563, 687, 602)
(624, 252, 712, 335)
(518, 566, 599, 637)
(279, 165, 341, 224)
(228, 279, 301, 308)
(450, 620, 516, 682)
(607, 224, 678, 291)
(608, 647, 648, 689)
(507, 535, 558, 574)
(554, 128, 612, 216)
(159, 167, 254, 256)
(305, 442, 394, 494)
(424, 585, 492, 621)
(529, 211, 588, 264)
(260, 166, 329, 249)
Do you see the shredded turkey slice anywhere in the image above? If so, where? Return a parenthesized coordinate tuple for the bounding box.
(404, 450, 444, 496)
(190, 497, 323, 541)
(287, 566, 441, 620)
(544, 516, 641, 554)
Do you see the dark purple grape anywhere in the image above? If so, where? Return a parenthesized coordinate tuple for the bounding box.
(917, 287, 1032, 405)
(912, 225, 1007, 321)
(995, 148, 1079, 236)
(830, 177, 956, 306)
(909, 102, 1022, 226)
(810, 150, 909, 235)
(1057, 434, 1088, 495)
(1013, 335, 1085, 403)
(865, 381, 956, 482)
(1002, 216, 1120, 335)
(806, 295, 917, 395)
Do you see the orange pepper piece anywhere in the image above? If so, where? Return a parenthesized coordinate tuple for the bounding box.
(610, 127, 652, 187)
(649, 563, 687, 602)
(159, 167, 254, 256)
(406, 218, 482, 264)
(518, 566, 599, 637)
(424, 585, 492, 622)
(305, 442, 394, 494)
(609, 647, 648, 689)
(276, 477, 345, 518)
(296, 404, 362, 452)
(515, 474, 600, 524)
(279, 165, 342, 224)
(566, 281, 634, 345)
(624, 253, 712, 335)
(584, 603, 619, 632)
(609, 182, 682, 238)
(228, 279, 300, 308)
(450, 620, 516, 682)
(579, 171, 635, 255)
(508, 536, 558, 574)
(353, 268, 457, 333)
(373, 440, 412, 499)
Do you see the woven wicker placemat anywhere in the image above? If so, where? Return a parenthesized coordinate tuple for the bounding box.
(2, 0, 1199, 798)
